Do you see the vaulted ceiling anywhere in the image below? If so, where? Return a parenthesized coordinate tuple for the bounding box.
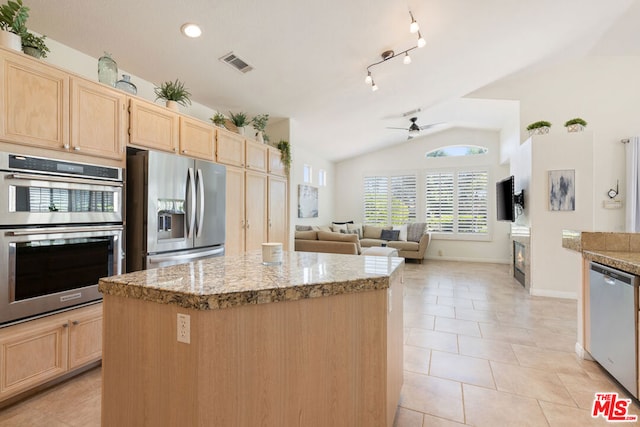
(25, 0, 639, 161)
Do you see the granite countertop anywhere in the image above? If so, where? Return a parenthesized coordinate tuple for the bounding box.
(582, 251, 640, 276)
(562, 229, 640, 275)
(99, 251, 404, 310)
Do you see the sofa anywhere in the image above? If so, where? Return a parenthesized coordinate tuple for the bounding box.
(294, 222, 431, 263)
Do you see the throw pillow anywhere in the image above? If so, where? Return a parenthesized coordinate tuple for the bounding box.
(331, 220, 354, 225)
(407, 222, 427, 242)
(295, 230, 317, 240)
(331, 223, 348, 233)
(295, 225, 313, 231)
(380, 229, 400, 241)
(393, 224, 408, 241)
(363, 225, 384, 239)
(316, 225, 333, 232)
(346, 222, 363, 238)
(340, 229, 360, 238)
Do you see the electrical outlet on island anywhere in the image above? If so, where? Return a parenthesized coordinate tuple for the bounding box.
(177, 313, 190, 344)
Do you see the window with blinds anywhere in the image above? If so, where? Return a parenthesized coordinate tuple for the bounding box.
(363, 174, 417, 225)
(425, 170, 488, 236)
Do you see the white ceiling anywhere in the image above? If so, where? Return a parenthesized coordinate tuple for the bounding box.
(25, 0, 638, 162)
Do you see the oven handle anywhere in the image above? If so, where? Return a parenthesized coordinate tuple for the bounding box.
(7, 173, 123, 187)
(6, 225, 123, 236)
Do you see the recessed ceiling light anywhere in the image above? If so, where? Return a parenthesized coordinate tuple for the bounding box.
(181, 23, 202, 38)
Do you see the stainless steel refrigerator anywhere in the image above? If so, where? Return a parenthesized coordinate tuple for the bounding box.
(126, 149, 226, 271)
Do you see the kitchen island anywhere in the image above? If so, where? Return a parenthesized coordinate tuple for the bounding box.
(98, 251, 404, 427)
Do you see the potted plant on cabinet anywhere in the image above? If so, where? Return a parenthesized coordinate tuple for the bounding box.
(564, 118, 587, 132)
(210, 112, 226, 128)
(0, 0, 28, 52)
(277, 139, 291, 175)
(251, 114, 269, 143)
(21, 31, 49, 58)
(229, 111, 248, 135)
(526, 120, 551, 135)
(154, 79, 192, 111)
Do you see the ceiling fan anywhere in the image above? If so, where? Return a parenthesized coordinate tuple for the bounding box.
(387, 117, 443, 139)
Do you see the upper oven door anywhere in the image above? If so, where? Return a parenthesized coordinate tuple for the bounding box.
(0, 172, 122, 226)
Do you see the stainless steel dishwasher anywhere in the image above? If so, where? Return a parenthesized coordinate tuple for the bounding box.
(589, 262, 639, 398)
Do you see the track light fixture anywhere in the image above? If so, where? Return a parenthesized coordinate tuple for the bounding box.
(364, 10, 425, 91)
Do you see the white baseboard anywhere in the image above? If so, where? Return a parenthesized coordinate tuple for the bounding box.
(575, 342, 594, 360)
(529, 288, 577, 300)
(424, 255, 511, 264)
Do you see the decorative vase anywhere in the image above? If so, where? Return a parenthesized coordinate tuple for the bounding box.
(98, 52, 118, 87)
(166, 100, 179, 111)
(566, 124, 584, 133)
(237, 126, 245, 136)
(256, 131, 264, 143)
(529, 126, 550, 136)
(22, 46, 42, 59)
(0, 30, 21, 52)
(115, 74, 137, 95)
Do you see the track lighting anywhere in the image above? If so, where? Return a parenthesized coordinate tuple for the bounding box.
(364, 11, 426, 91)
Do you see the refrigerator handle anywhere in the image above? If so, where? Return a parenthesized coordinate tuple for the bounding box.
(196, 168, 205, 238)
(186, 167, 196, 239)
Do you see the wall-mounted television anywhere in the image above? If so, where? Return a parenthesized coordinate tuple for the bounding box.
(496, 175, 525, 222)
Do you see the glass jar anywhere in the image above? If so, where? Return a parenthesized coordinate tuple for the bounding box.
(115, 74, 137, 95)
(98, 52, 118, 87)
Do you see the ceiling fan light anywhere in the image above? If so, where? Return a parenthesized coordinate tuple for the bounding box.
(403, 52, 411, 65)
(408, 128, 420, 137)
(409, 12, 419, 34)
(365, 72, 372, 85)
(371, 81, 379, 92)
(417, 32, 426, 48)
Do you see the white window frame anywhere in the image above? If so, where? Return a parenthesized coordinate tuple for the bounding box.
(363, 173, 417, 225)
(303, 164, 313, 184)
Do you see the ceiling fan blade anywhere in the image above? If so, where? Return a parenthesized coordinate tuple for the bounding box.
(386, 127, 409, 130)
(419, 122, 446, 130)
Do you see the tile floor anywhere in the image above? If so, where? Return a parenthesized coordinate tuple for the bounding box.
(0, 260, 638, 426)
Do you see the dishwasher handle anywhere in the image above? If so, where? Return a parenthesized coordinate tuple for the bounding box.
(590, 262, 637, 286)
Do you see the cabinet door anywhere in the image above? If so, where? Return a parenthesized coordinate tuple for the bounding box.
(179, 116, 215, 160)
(246, 140, 267, 172)
(268, 147, 286, 177)
(129, 98, 179, 153)
(70, 77, 126, 160)
(0, 51, 69, 150)
(0, 316, 69, 401)
(245, 171, 268, 251)
(68, 304, 103, 369)
(225, 166, 246, 256)
(216, 128, 245, 167)
(268, 176, 288, 248)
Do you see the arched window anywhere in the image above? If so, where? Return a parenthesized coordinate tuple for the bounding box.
(426, 145, 488, 158)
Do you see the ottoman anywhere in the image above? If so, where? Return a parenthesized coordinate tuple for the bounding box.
(361, 246, 399, 257)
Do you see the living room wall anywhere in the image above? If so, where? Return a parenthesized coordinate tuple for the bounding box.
(334, 128, 511, 263)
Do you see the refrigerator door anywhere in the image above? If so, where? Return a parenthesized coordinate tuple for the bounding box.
(194, 159, 226, 249)
(146, 151, 195, 254)
(146, 246, 225, 269)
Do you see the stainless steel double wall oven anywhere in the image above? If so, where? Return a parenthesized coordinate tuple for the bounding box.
(0, 152, 123, 325)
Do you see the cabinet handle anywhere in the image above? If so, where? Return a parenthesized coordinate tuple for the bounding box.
(182, 150, 187, 154)
(246, 220, 250, 229)
(241, 219, 245, 229)
(63, 144, 69, 150)
(72, 320, 79, 326)
(62, 322, 69, 328)
(73, 146, 81, 151)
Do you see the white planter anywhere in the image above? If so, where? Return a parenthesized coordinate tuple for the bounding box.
(0, 30, 21, 52)
(237, 126, 245, 136)
(528, 126, 550, 136)
(256, 131, 264, 143)
(165, 100, 179, 111)
(566, 124, 585, 133)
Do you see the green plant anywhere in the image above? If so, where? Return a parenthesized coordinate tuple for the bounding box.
(277, 139, 291, 175)
(250, 114, 269, 132)
(564, 118, 587, 127)
(21, 32, 49, 57)
(0, 0, 28, 35)
(210, 112, 226, 127)
(526, 120, 552, 131)
(154, 79, 192, 107)
(229, 111, 248, 128)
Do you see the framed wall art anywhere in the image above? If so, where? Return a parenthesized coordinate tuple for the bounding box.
(549, 170, 575, 211)
(298, 184, 318, 218)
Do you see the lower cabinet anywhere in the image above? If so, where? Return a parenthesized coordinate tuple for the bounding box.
(0, 303, 102, 402)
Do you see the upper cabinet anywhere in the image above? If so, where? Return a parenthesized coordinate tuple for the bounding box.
(70, 78, 126, 160)
(179, 116, 215, 160)
(245, 139, 267, 172)
(268, 146, 286, 177)
(0, 50, 69, 151)
(216, 128, 245, 167)
(128, 98, 179, 153)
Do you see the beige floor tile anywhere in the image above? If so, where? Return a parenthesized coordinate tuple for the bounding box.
(457, 335, 519, 364)
(478, 322, 536, 345)
(511, 343, 587, 374)
(404, 301, 455, 318)
(429, 350, 495, 388)
(0, 408, 71, 427)
(404, 345, 431, 375)
(399, 372, 464, 423)
(539, 401, 621, 426)
(406, 328, 459, 353)
(423, 287, 454, 297)
(454, 307, 498, 323)
(463, 383, 549, 427)
(434, 317, 481, 337)
(392, 407, 424, 427)
(528, 328, 577, 353)
(435, 296, 474, 309)
(491, 360, 574, 404)
(421, 414, 466, 426)
(404, 312, 435, 330)
(557, 370, 634, 410)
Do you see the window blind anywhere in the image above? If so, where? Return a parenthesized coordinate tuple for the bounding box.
(457, 171, 488, 234)
(425, 172, 454, 232)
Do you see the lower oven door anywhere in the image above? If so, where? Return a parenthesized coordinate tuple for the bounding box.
(0, 225, 123, 325)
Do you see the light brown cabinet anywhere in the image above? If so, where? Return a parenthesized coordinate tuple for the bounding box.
(179, 116, 215, 160)
(70, 78, 126, 160)
(268, 176, 288, 245)
(216, 128, 245, 167)
(245, 171, 268, 251)
(0, 303, 102, 402)
(225, 166, 246, 257)
(268, 146, 286, 177)
(128, 98, 179, 153)
(245, 139, 267, 172)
